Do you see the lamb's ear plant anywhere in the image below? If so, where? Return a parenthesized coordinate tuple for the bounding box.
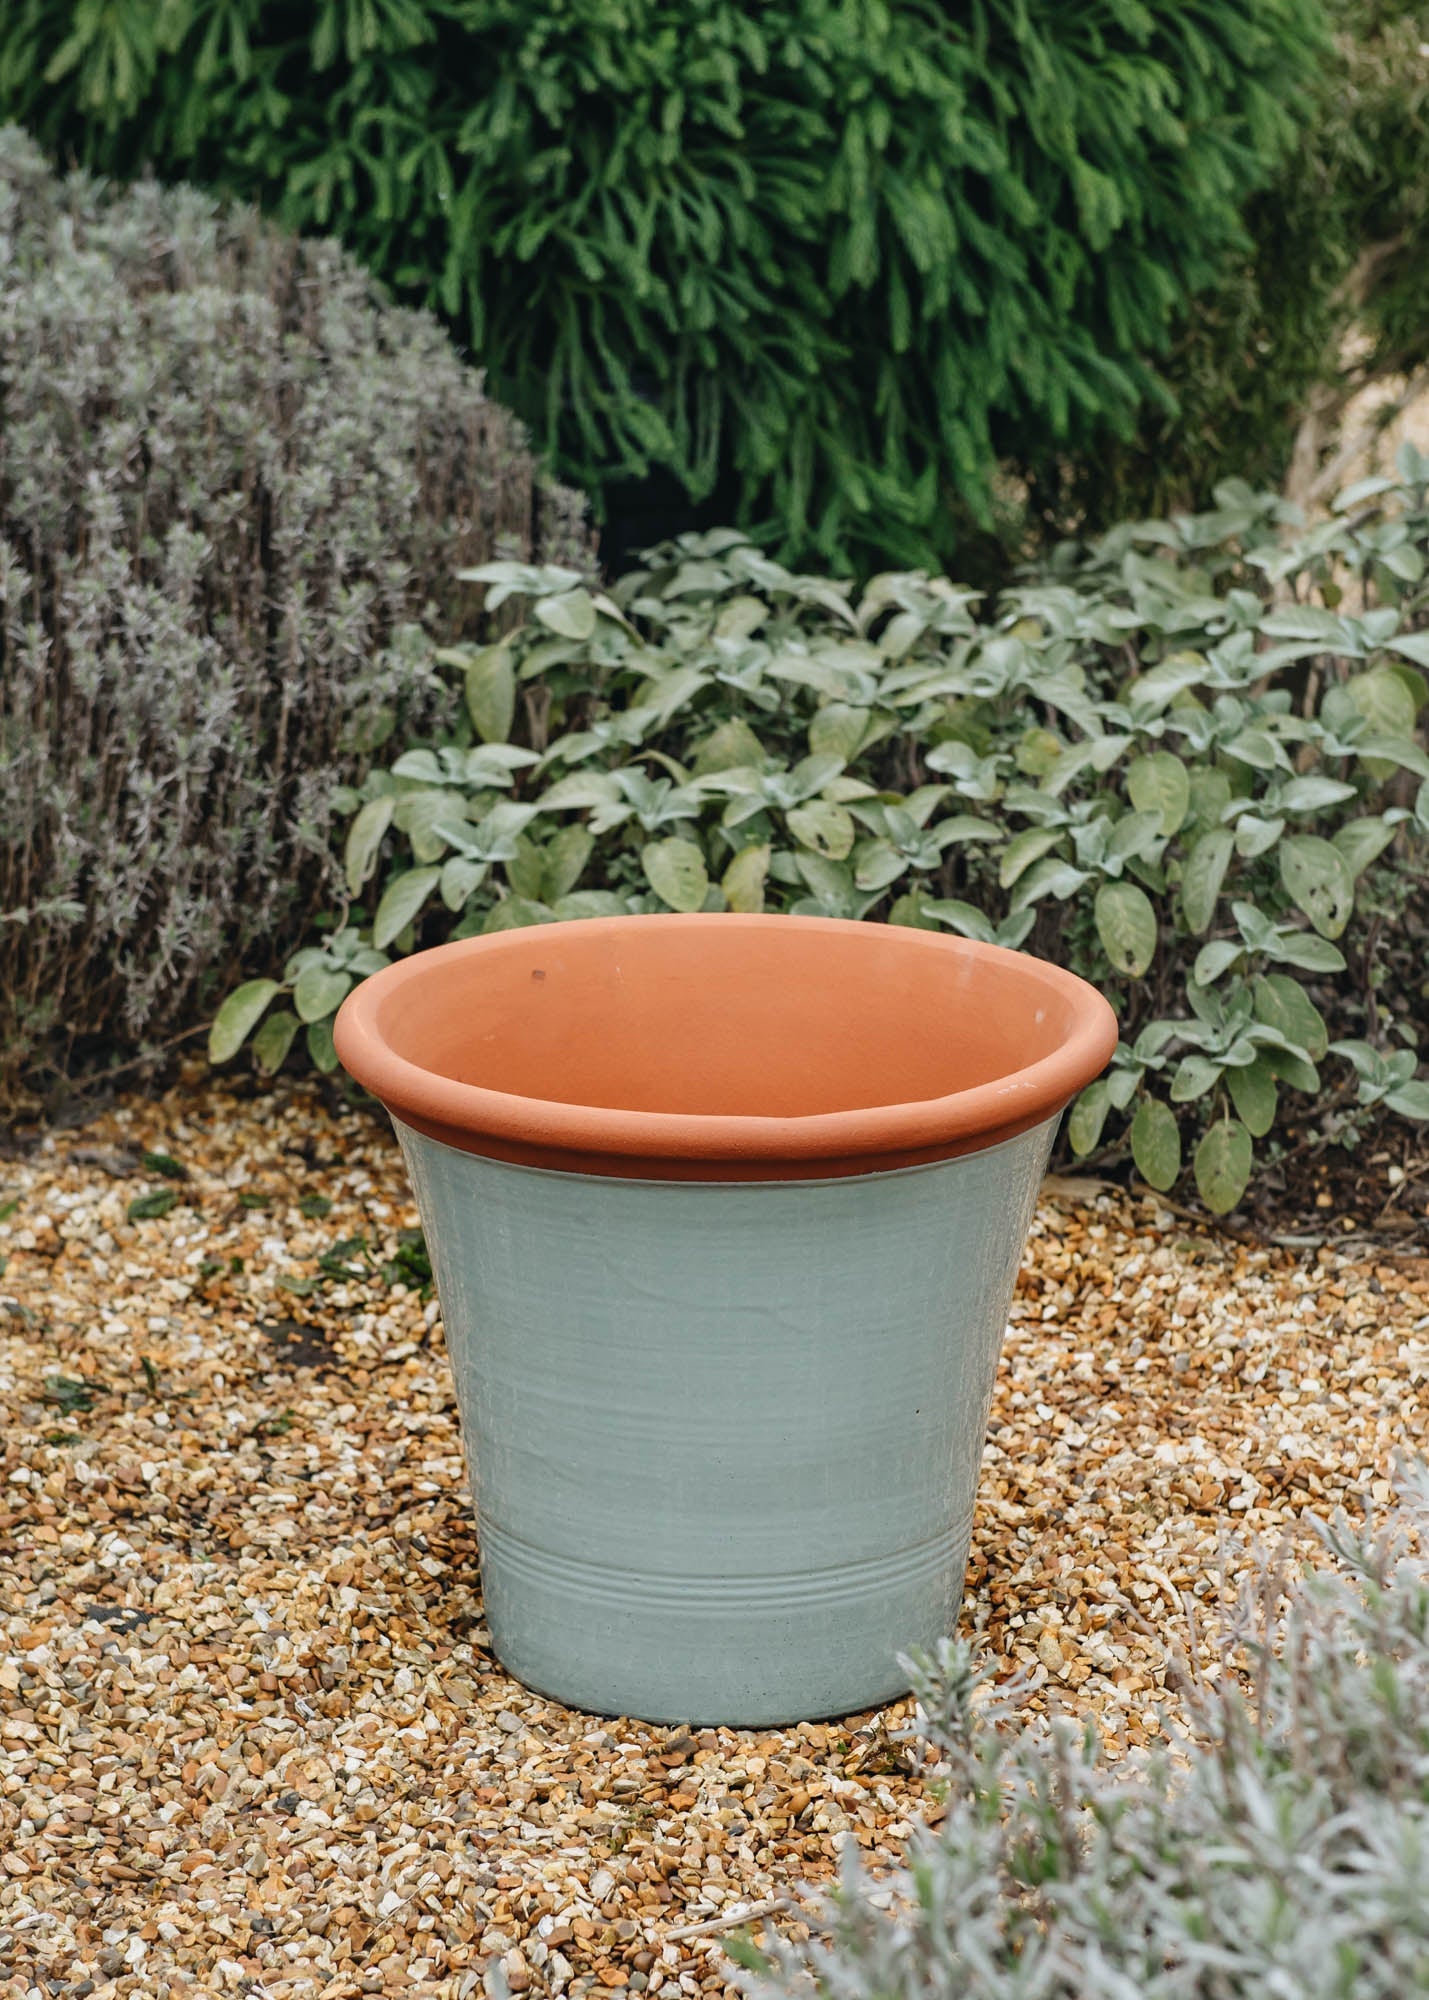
(216, 456, 1429, 1216)
(727, 1468, 1429, 2000)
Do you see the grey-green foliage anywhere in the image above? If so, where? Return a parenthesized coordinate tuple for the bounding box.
(220, 455, 1429, 1214)
(733, 1472, 1429, 2000)
(0, 128, 587, 1109)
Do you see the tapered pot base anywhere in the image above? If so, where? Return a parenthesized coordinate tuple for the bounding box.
(397, 1121, 1056, 1726)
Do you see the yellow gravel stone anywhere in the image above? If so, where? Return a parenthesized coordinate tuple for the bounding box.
(0, 1069, 1425, 1995)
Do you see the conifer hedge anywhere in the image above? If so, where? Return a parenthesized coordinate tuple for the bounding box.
(0, 0, 1327, 570)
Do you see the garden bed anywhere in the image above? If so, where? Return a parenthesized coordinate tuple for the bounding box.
(1, 1073, 1426, 1998)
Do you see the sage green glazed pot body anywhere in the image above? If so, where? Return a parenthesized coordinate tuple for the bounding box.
(396, 1114, 1056, 1725)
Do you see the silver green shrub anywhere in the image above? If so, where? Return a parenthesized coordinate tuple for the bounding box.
(222, 459, 1429, 1213)
(734, 1475, 1429, 2000)
(0, 126, 587, 1107)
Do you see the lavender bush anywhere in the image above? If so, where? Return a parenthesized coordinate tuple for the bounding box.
(736, 1475, 1429, 1999)
(0, 128, 586, 1109)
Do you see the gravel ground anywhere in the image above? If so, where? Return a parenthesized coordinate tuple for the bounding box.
(2, 1072, 1427, 1999)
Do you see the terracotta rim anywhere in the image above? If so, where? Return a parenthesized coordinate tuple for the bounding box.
(333, 914, 1118, 1180)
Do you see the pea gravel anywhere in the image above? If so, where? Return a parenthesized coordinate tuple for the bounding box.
(1, 1073, 1426, 1999)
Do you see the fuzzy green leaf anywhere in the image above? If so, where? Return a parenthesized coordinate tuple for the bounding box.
(464, 644, 517, 744)
(1067, 1080, 1111, 1157)
(209, 979, 279, 1065)
(786, 800, 856, 859)
(1126, 752, 1189, 836)
(293, 965, 352, 1025)
(534, 589, 597, 641)
(1194, 1118, 1253, 1214)
(373, 866, 441, 950)
(1095, 880, 1157, 978)
(722, 844, 770, 913)
(344, 796, 395, 898)
(1180, 828, 1233, 936)
(1130, 1096, 1181, 1192)
(1227, 1057, 1278, 1137)
(1278, 835, 1355, 939)
(252, 1009, 302, 1074)
(1252, 974, 1329, 1062)
(642, 838, 709, 912)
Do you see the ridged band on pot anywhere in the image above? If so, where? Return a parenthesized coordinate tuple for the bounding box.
(334, 915, 1118, 1722)
(396, 1118, 1057, 1725)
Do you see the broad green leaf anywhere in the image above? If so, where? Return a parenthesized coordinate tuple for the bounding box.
(1351, 663, 1418, 737)
(1095, 881, 1157, 978)
(505, 835, 546, 902)
(440, 855, 488, 910)
(534, 588, 597, 641)
(1386, 1080, 1429, 1119)
(633, 665, 712, 723)
(1126, 752, 1189, 836)
(1263, 1044, 1320, 1093)
(542, 825, 593, 902)
(1170, 1055, 1222, 1102)
(1233, 814, 1285, 859)
(888, 891, 936, 929)
(306, 1019, 339, 1074)
(464, 645, 517, 744)
(1386, 660, 1429, 713)
(554, 891, 631, 919)
(1015, 727, 1063, 777)
(1193, 939, 1242, 985)
(1269, 929, 1347, 974)
(396, 788, 460, 864)
(722, 844, 770, 913)
(809, 704, 874, 763)
(373, 866, 440, 950)
(252, 1009, 301, 1075)
(1252, 974, 1329, 1062)
(1332, 816, 1396, 879)
(1067, 1080, 1111, 1157)
(999, 826, 1062, 890)
(1278, 776, 1357, 814)
(935, 815, 1001, 847)
(293, 965, 352, 1025)
(1180, 828, 1233, 935)
(796, 854, 855, 902)
(1194, 1119, 1253, 1214)
(1227, 1057, 1278, 1137)
(209, 979, 279, 1065)
(1384, 630, 1429, 673)
(1186, 765, 1232, 827)
(1278, 835, 1354, 939)
(344, 796, 395, 898)
(1130, 1096, 1181, 1191)
(1105, 810, 1164, 868)
(922, 900, 996, 944)
(693, 719, 767, 775)
(643, 838, 709, 912)
(787, 800, 855, 859)
(854, 840, 910, 892)
(1009, 857, 1089, 911)
(539, 773, 622, 810)
(482, 898, 555, 932)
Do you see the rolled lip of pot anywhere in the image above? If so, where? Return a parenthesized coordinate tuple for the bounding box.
(333, 913, 1120, 1181)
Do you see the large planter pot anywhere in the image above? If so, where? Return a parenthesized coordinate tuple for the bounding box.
(334, 914, 1116, 1725)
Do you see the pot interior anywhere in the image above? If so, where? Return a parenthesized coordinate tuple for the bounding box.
(366, 917, 1092, 1118)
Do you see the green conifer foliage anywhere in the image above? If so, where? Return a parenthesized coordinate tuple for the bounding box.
(0, 1, 1327, 569)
